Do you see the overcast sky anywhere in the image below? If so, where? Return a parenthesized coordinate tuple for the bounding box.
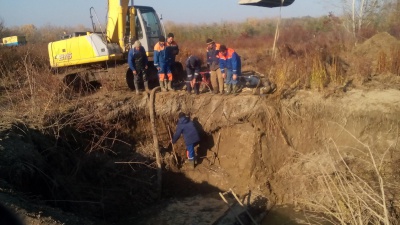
(0, 0, 341, 27)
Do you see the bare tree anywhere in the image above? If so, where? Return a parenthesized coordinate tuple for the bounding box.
(340, 0, 386, 39)
(0, 17, 4, 37)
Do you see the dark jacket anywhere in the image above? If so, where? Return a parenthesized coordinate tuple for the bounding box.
(172, 116, 200, 145)
(185, 55, 201, 75)
(206, 43, 220, 71)
(166, 41, 179, 62)
(128, 46, 148, 71)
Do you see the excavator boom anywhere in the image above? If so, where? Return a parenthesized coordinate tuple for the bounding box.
(107, 0, 130, 52)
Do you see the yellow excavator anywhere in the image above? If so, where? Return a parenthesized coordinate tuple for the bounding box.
(48, 0, 163, 69)
(48, 0, 294, 91)
(48, 0, 295, 69)
(48, 0, 169, 91)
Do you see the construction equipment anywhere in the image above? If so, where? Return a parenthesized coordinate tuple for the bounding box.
(47, 0, 293, 90)
(48, 0, 164, 70)
(1, 36, 27, 47)
(47, 0, 177, 91)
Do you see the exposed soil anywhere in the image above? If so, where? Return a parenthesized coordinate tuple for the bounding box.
(1, 33, 400, 224)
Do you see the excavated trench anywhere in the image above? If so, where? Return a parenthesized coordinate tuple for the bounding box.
(1, 88, 400, 224)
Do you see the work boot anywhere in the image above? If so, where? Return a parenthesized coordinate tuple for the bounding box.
(186, 82, 192, 94)
(225, 84, 232, 95)
(190, 160, 195, 169)
(185, 159, 195, 169)
(224, 83, 228, 92)
(232, 84, 239, 95)
(163, 80, 169, 92)
(134, 81, 140, 95)
(193, 83, 200, 95)
(167, 80, 175, 92)
(219, 83, 224, 95)
(144, 81, 150, 94)
(159, 80, 167, 92)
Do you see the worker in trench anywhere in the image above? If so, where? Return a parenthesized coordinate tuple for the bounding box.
(171, 112, 200, 169)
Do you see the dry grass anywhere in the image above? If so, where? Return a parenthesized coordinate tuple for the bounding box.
(390, 48, 400, 75)
(283, 124, 400, 225)
(0, 46, 130, 154)
(310, 54, 328, 90)
(3, 15, 398, 154)
(1, 14, 399, 158)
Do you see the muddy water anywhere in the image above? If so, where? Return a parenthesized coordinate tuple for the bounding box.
(262, 205, 311, 225)
(133, 193, 229, 225)
(132, 193, 310, 225)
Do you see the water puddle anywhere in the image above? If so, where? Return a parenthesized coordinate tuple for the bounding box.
(129, 194, 321, 225)
(132, 193, 228, 225)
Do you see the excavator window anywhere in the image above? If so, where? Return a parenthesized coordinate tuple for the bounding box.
(124, 6, 164, 53)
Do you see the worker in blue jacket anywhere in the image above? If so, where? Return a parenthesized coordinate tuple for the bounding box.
(218, 44, 241, 94)
(172, 112, 200, 168)
(154, 36, 174, 92)
(128, 40, 148, 94)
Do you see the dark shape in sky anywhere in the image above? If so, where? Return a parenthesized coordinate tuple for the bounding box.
(239, 0, 295, 8)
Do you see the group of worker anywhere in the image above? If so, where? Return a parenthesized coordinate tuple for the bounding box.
(128, 33, 242, 96)
(128, 34, 242, 168)
(127, 33, 178, 94)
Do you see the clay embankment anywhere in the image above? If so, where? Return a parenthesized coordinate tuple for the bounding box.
(1, 87, 399, 224)
(125, 88, 400, 205)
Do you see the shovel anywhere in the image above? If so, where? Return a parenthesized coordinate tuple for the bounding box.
(167, 125, 179, 164)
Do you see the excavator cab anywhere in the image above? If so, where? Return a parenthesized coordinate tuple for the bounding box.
(126, 6, 165, 59)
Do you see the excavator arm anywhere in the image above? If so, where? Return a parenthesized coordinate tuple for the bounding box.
(106, 0, 131, 52)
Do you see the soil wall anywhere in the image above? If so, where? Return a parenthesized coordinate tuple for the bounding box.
(1, 88, 399, 224)
(139, 89, 400, 205)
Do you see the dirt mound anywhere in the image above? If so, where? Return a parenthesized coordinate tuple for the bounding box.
(353, 32, 400, 60)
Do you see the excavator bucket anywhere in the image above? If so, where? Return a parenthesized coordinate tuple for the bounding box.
(238, 0, 295, 8)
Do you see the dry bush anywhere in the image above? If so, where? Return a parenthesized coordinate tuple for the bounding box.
(0, 45, 63, 117)
(167, 15, 398, 95)
(376, 46, 400, 76)
(391, 48, 400, 75)
(310, 53, 328, 90)
(0, 44, 127, 154)
(283, 125, 400, 225)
